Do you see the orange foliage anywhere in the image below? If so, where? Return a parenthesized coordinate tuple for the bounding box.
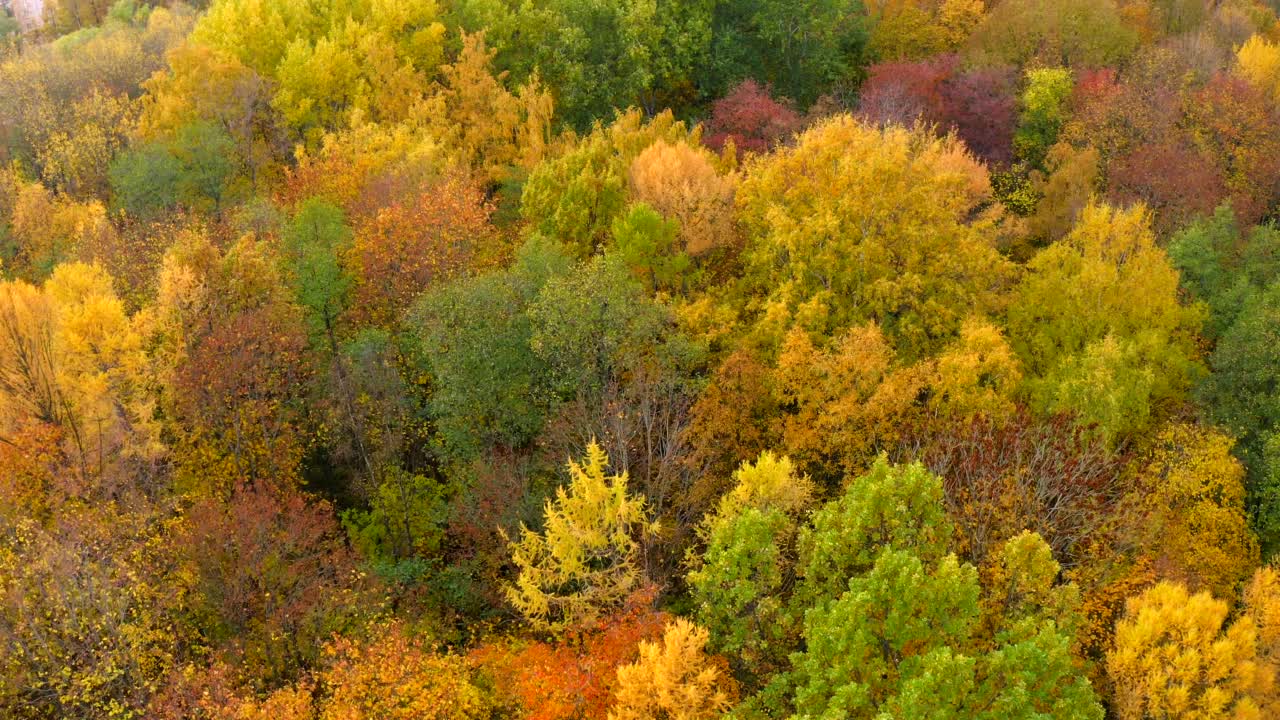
(346, 172, 499, 328)
(472, 588, 669, 720)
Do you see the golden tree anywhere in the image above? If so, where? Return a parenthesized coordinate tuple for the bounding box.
(506, 441, 654, 631)
(609, 618, 735, 720)
(1108, 581, 1266, 720)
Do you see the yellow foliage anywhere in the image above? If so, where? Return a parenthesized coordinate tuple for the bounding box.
(1237, 34, 1280, 103)
(426, 31, 554, 183)
(738, 115, 1010, 358)
(609, 618, 736, 720)
(712, 451, 814, 522)
(774, 324, 928, 474)
(0, 263, 160, 470)
(506, 441, 654, 631)
(629, 140, 738, 256)
(1128, 423, 1259, 601)
(1108, 581, 1266, 720)
(929, 317, 1022, 423)
(8, 179, 116, 281)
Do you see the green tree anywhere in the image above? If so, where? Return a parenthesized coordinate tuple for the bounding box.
(788, 460, 1102, 720)
(1014, 67, 1073, 170)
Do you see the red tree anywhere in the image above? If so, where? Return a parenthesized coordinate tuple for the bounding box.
(703, 80, 802, 155)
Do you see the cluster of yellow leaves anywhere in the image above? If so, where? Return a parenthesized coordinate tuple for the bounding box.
(506, 441, 654, 632)
(867, 0, 987, 60)
(737, 115, 1011, 359)
(423, 31, 554, 184)
(609, 619, 736, 720)
(774, 324, 927, 474)
(1237, 34, 1280, 104)
(1126, 423, 1259, 601)
(7, 178, 115, 281)
(1107, 579, 1275, 720)
(0, 263, 159, 472)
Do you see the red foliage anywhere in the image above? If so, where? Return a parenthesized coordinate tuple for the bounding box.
(703, 80, 802, 155)
(857, 56, 953, 128)
(858, 56, 1017, 167)
(1107, 141, 1226, 234)
(471, 588, 668, 720)
(180, 481, 364, 690)
(897, 411, 1126, 568)
(1186, 73, 1280, 224)
(938, 65, 1018, 168)
(346, 172, 498, 328)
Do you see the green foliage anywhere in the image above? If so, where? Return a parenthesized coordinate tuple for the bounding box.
(109, 122, 239, 217)
(705, 0, 868, 105)
(520, 108, 698, 256)
(688, 453, 812, 686)
(282, 198, 353, 344)
(410, 236, 570, 458)
(343, 467, 449, 564)
(787, 460, 1103, 720)
(610, 202, 691, 293)
(1014, 68, 1073, 170)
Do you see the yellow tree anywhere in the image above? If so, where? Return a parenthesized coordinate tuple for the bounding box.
(0, 263, 158, 474)
(1108, 581, 1267, 720)
(506, 441, 654, 631)
(773, 323, 928, 475)
(1126, 423, 1259, 601)
(1237, 34, 1280, 104)
(426, 30, 553, 185)
(609, 618, 736, 720)
(1008, 201, 1203, 441)
(737, 115, 1012, 359)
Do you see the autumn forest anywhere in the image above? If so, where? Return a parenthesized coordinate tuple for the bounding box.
(3, 0, 1280, 717)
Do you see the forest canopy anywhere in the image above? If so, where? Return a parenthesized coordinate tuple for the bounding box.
(4, 0, 1280, 718)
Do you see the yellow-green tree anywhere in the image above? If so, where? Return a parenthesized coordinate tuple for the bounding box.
(1107, 581, 1267, 720)
(506, 441, 654, 631)
(609, 618, 736, 720)
(737, 115, 1012, 359)
(1008, 201, 1203, 441)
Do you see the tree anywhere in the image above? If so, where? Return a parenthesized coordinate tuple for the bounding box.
(1236, 34, 1280, 104)
(1107, 581, 1267, 720)
(968, 0, 1138, 68)
(1126, 423, 1259, 603)
(788, 459, 1102, 720)
(0, 263, 159, 474)
(703, 0, 868, 106)
(180, 481, 369, 692)
(687, 453, 812, 687)
(628, 139, 737, 258)
(772, 324, 927, 477)
(609, 202, 689, 293)
(609, 618, 736, 720)
(1008, 201, 1203, 442)
(702, 80, 801, 155)
(737, 115, 1011, 359)
(505, 441, 653, 631)
(521, 108, 699, 256)
(1014, 67, 1073, 170)
(347, 172, 496, 329)
(318, 623, 494, 720)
